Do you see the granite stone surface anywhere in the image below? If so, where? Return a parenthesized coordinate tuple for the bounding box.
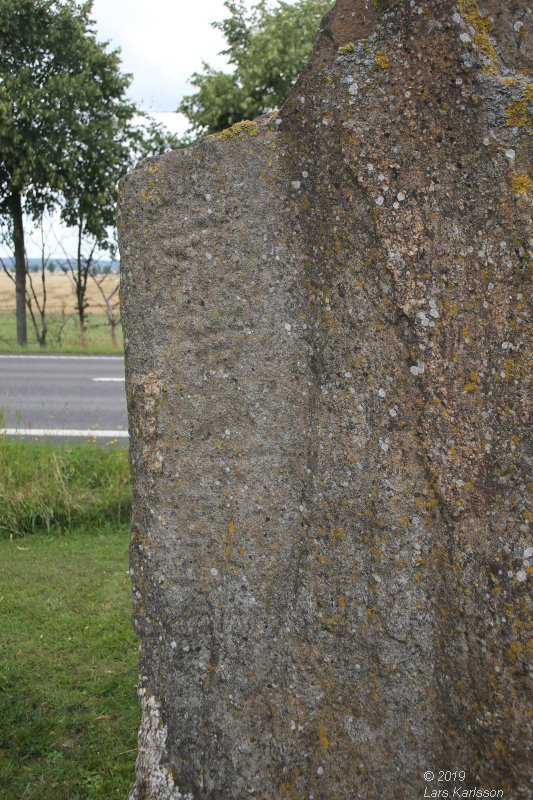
(118, 2, 531, 797)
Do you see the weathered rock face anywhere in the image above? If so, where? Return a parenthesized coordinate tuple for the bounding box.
(118, 2, 531, 798)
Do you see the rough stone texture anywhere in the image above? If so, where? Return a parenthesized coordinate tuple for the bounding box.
(118, 2, 531, 798)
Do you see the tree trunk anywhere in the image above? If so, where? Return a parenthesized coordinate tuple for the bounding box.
(110, 320, 118, 347)
(11, 191, 27, 346)
(77, 224, 86, 335)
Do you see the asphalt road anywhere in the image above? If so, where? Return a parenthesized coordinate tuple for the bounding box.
(0, 355, 128, 443)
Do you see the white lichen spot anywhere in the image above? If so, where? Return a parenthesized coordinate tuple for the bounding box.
(514, 21, 523, 32)
(210, 567, 219, 577)
(515, 570, 527, 583)
(410, 362, 426, 376)
(505, 149, 516, 160)
(376, 195, 385, 206)
(284, 323, 292, 332)
(291, 180, 301, 190)
(460, 32, 472, 44)
(397, 191, 406, 201)
(170, 641, 177, 649)
(378, 388, 387, 398)
(130, 689, 193, 800)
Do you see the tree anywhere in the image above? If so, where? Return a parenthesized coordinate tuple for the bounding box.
(1, 214, 55, 346)
(0, 0, 136, 345)
(178, 0, 331, 136)
(59, 117, 178, 336)
(90, 262, 121, 346)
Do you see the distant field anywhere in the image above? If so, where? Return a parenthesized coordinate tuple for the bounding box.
(0, 273, 122, 353)
(0, 272, 120, 314)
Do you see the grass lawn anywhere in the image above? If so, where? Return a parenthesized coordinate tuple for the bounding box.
(0, 439, 137, 799)
(0, 439, 131, 537)
(0, 312, 123, 355)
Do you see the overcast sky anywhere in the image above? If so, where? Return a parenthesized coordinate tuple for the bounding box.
(9, 1, 300, 258)
(5, 1, 244, 257)
(91, 0, 241, 135)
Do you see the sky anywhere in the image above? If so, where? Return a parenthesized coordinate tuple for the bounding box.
(4, 0, 300, 258)
(5, 1, 242, 258)
(91, 0, 238, 136)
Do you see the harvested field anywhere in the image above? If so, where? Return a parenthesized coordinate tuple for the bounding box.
(0, 271, 120, 314)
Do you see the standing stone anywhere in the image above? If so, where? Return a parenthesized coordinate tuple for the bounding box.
(118, 2, 531, 798)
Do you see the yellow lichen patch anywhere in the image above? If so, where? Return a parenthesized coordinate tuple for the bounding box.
(458, 0, 497, 62)
(339, 42, 355, 55)
(318, 723, 330, 748)
(280, 783, 300, 800)
(225, 520, 236, 558)
(505, 99, 529, 127)
(147, 163, 161, 175)
(462, 326, 473, 344)
(216, 120, 259, 141)
(512, 173, 532, 195)
(509, 640, 523, 655)
(444, 300, 458, 317)
(374, 51, 390, 69)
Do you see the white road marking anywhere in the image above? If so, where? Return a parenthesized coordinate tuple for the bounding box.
(0, 354, 123, 361)
(92, 377, 125, 382)
(1, 428, 129, 438)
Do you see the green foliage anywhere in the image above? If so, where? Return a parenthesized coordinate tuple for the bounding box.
(0, 439, 131, 536)
(0, 0, 177, 240)
(0, 1, 125, 218)
(0, 523, 138, 798)
(179, 0, 331, 136)
(0, 1, 178, 343)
